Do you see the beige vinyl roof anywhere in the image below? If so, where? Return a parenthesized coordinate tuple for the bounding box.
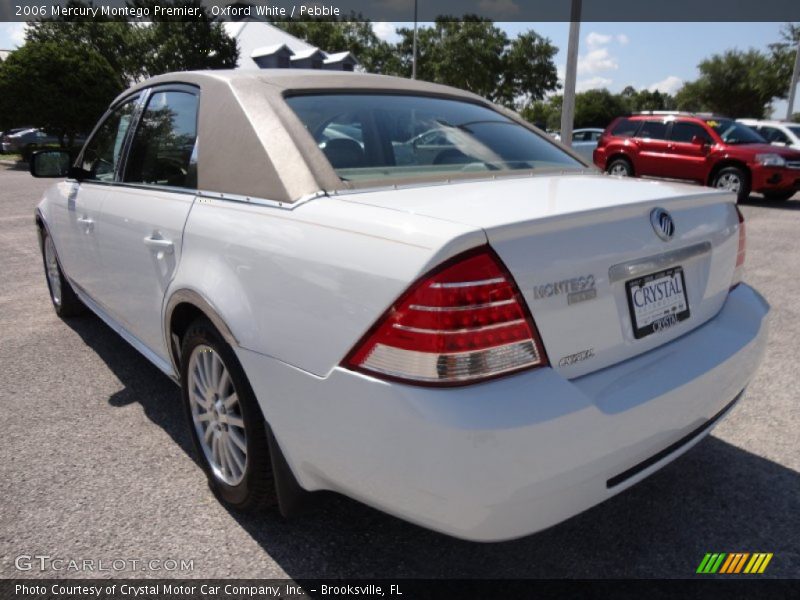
(115, 70, 569, 203)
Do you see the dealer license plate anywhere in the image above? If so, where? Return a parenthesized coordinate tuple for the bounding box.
(625, 267, 690, 339)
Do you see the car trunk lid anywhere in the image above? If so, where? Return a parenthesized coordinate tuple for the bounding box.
(338, 173, 741, 378)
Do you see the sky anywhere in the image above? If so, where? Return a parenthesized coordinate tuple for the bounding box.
(0, 20, 794, 116)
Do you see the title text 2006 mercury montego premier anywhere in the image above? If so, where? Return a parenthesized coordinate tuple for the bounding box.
(29, 71, 768, 542)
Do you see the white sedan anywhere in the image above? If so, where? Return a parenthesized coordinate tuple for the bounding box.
(30, 70, 768, 542)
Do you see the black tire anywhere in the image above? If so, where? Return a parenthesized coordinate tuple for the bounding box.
(607, 157, 633, 177)
(180, 317, 277, 512)
(40, 229, 85, 317)
(712, 166, 751, 203)
(762, 190, 795, 202)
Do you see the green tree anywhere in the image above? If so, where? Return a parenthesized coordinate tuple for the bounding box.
(131, 0, 238, 77)
(25, 0, 238, 83)
(498, 31, 560, 107)
(394, 17, 508, 102)
(573, 89, 629, 128)
(275, 17, 398, 74)
(675, 49, 785, 118)
(393, 17, 559, 108)
(520, 96, 562, 130)
(0, 40, 121, 146)
(768, 23, 800, 98)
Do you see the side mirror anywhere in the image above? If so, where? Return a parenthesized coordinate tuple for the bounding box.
(29, 150, 71, 178)
(690, 135, 708, 146)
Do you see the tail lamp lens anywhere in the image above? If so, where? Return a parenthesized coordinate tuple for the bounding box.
(731, 206, 746, 289)
(344, 247, 548, 385)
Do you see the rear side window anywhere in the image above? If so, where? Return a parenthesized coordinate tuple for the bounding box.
(670, 122, 712, 143)
(124, 90, 199, 189)
(80, 98, 138, 182)
(760, 126, 790, 144)
(609, 118, 639, 137)
(636, 121, 668, 140)
(285, 94, 582, 183)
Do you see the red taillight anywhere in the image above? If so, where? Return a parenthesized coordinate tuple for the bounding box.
(731, 206, 746, 289)
(344, 246, 548, 385)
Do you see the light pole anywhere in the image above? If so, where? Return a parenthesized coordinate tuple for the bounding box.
(560, 0, 581, 146)
(412, 0, 418, 79)
(786, 39, 800, 121)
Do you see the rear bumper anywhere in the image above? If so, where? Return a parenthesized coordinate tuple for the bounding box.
(237, 283, 769, 542)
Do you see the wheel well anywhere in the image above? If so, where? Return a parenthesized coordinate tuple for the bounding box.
(707, 160, 750, 186)
(606, 153, 633, 174)
(35, 214, 45, 250)
(168, 302, 206, 368)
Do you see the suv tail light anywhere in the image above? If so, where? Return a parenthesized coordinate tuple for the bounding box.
(344, 246, 548, 385)
(731, 206, 746, 289)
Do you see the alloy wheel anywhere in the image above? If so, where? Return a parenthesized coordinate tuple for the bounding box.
(187, 345, 248, 485)
(716, 173, 741, 193)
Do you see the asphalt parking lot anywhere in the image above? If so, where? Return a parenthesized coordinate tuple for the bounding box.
(0, 162, 798, 579)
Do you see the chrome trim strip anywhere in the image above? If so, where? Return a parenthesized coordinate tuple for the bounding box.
(393, 319, 525, 335)
(608, 241, 712, 283)
(195, 189, 325, 210)
(409, 299, 516, 312)
(430, 277, 505, 289)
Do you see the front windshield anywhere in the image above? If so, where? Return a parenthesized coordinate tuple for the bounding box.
(704, 119, 766, 144)
(285, 94, 583, 182)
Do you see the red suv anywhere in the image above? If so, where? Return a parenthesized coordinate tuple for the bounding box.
(593, 112, 800, 202)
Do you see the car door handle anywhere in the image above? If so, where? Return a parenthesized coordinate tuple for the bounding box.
(143, 235, 175, 254)
(76, 216, 94, 231)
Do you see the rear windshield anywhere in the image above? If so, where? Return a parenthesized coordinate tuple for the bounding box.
(285, 94, 582, 182)
(705, 119, 766, 144)
(787, 126, 800, 138)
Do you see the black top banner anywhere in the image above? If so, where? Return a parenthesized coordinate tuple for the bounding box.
(2, 0, 800, 22)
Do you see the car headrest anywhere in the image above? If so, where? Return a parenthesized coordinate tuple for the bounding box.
(322, 138, 365, 169)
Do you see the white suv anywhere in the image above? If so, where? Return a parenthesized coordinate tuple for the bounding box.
(737, 119, 800, 150)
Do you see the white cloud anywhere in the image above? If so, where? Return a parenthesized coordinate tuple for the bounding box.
(577, 76, 613, 92)
(648, 75, 683, 95)
(585, 32, 612, 49)
(0, 23, 27, 48)
(616, 34, 630, 45)
(372, 22, 399, 43)
(578, 48, 618, 74)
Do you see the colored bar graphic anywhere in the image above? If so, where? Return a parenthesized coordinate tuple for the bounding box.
(699, 552, 773, 574)
(758, 553, 773, 573)
(734, 553, 750, 573)
(697, 553, 727, 573)
(719, 554, 736, 574)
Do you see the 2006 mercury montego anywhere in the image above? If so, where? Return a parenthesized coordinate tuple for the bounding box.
(30, 70, 768, 542)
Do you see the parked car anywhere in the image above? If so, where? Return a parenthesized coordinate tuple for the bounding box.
(30, 71, 768, 542)
(0, 127, 34, 148)
(571, 127, 604, 161)
(737, 118, 800, 150)
(2, 128, 59, 156)
(594, 112, 800, 202)
(2, 128, 85, 160)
